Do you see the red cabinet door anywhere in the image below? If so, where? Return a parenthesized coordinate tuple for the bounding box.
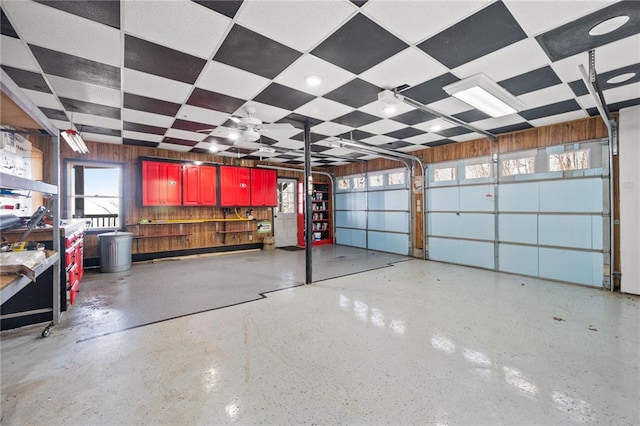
(164, 163, 182, 206)
(220, 166, 251, 206)
(142, 161, 162, 205)
(250, 169, 277, 206)
(199, 165, 217, 205)
(142, 160, 182, 206)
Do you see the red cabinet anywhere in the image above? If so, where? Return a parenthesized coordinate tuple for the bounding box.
(250, 168, 277, 207)
(63, 230, 84, 305)
(183, 164, 217, 206)
(141, 160, 182, 206)
(220, 166, 251, 206)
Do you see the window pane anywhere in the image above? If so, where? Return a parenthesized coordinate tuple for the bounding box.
(388, 172, 405, 185)
(465, 163, 491, 179)
(83, 167, 120, 196)
(434, 167, 456, 182)
(83, 197, 120, 228)
(338, 178, 350, 189)
(69, 162, 122, 230)
(549, 149, 590, 171)
(502, 157, 535, 176)
(369, 175, 383, 187)
(353, 176, 365, 188)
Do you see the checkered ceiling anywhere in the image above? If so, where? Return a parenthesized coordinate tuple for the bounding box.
(1, 0, 639, 167)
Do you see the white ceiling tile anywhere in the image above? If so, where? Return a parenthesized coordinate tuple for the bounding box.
(602, 83, 640, 103)
(193, 141, 222, 151)
(450, 132, 485, 142)
(505, 0, 617, 36)
(236, 1, 355, 52)
(322, 146, 359, 157)
(413, 118, 456, 133)
(275, 54, 356, 96)
(123, 0, 230, 59)
(518, 84, 576, 109)
(311, 121, 354, 137)
(404, 132, 445, 145)
(358, 118, 406, 135)
(122, 131, 163, 143)
(82, 134, 121, 145)
(398, 144, 429, 153)
(273, 139, 305, 150)
(123, 109, 174, 128)
(576, 94, 596, 110)
(124, 69, 192, 104)
(197, 61, 270, 99)
(295, 98, 354, 121)
(551, 35, 640, 82)
(529, 110, 588, 127)
(360, 47, 449, 89)
(156, 142, 193, 152)
(50, 119, 71, 130)
(472, 114, 527, 131)
(3, 1, 120, 66)
(363, 0, 490, 44)
(21, 89, 63, 110)
(428, 97, 475, 116)
(236, 102, 290, 124)
(47, 75, 121, 107)
(453, 38, 551, 82)
(0, 35, 40, 71)
(360, 135, 395, 146)
(177, 105, 230, 126)
(359, 100, 414, 119)
(264, 157, 289, 163)
(165, 128, 207, 142)
(73, 114, 121, 130)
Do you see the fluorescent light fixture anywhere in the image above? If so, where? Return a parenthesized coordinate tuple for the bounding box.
(61, 129, 89, 153)
(443, 73, 524, 118)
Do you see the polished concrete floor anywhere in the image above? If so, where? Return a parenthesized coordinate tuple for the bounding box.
(1, 246, 639, 425)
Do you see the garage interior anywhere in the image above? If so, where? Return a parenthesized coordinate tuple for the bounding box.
(1, 0, 639, 424)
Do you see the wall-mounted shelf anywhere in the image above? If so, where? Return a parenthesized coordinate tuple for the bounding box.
(0, 252, 59, 305)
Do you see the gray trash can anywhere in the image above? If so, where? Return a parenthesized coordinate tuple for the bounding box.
(98, 231, 133, 273)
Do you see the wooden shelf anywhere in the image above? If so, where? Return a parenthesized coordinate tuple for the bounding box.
(0, 251, 59, 305)
(132, 233, 191, 239)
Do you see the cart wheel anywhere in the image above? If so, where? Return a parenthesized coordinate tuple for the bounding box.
(41, 325, 52, 338)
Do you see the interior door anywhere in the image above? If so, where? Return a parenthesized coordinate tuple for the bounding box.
(274, 178, 298, 247)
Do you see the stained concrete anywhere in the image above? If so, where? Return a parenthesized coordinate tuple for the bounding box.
(1, 247, 638, 425)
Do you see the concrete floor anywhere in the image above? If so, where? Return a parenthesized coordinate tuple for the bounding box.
(1, 247, 639, 425)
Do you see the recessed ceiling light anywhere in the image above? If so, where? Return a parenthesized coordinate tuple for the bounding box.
(228, 132, 239, 141)
(383, 105, 397, 115)
(305, 75, 322, 87)
(606, 72, 636, 84)
(430, 125, 442, 132)
(589, 15, 629, 36)
(443, 73, 524, 118)
(209, 145, 218, 152)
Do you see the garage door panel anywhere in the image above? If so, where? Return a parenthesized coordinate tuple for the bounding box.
(499, 244, 538, 276)
(369, 211, 408, 233)
(460, 185, 494, 212)
(429, 237, 495, 269)
(539, 215, 594, 249)
(368, 231, 408, 255)
(430, 213, 494, 240)
(499, 182, 539, 212)
(592, 217, 603, 250)
(336, 192, 366, 211)
(429, 187, 459, 211)
(539, 179, 602, 213)
(499, 214, 537, 244)
(539, 248, 603, 287)
(335, 210, 366, 229)
(336, 228, 366, 248)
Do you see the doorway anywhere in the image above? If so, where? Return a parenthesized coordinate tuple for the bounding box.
(274, 178, 298, 247)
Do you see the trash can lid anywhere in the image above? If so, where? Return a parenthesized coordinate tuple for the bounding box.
(98, 231, 133, 237)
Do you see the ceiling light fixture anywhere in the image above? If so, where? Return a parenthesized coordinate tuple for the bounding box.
(305, 75, 322, 87)
(606, 72, 636, 84)
(383, 105, 397, 115)
(209, 145, 219, 152)
(228, 132, 239, 141)
(443, 73, 525, 118)
(61, 129, 88, 153)
(430, 125, 442, 132)
(589, 15, 629, 36)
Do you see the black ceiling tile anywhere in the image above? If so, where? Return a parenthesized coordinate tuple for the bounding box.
(291, 132, 328, 143)
(78, 125, 121, 137)
(125, 35, 206, 84)
(253, 83, 316, 111)
(605, 97, 640, 113)
(343, 152, 368, 159)
(487, 122, 533, 134)
(190, 147, 211, 154)
(323, 78, 381, 109)
(519, 99, 581, 121)
(204, 135, 234, 146)
(311, 144, 332, 153)
(380, 141, 412, 150)
(435, 126, 473, 137)
(275, 154, 300, 160)
(315, 159, 334, 164)
(124, 93, 182, 116)
(39, 107, 68, 121)
(30, 45, 120, 89)
(162, 137, 198, 147)
(499, 66, 563, 96)
(332, 110, 380, 128)
(586, 107, 598, 116)
(1, 65, 51, 93)
(192, 0, 242, 18)
(350, 0, 368, 6)
(60, 97, 120, 119)
(123, 139, 159, 148)
(214, 25, 301, 79)
(339, 129, 375, 140)
(391, 109, 437, 125)
(277, 113, 323, 129)
(35, 1, 120, 28)
(123, 121, 167, 135)
(226, 147, 253, 155)
(452, 109, 491, 123)
(384, 127, 425, 140)
(186, 88, 245, 113)
(599, 63, 640, 90)
(401, 73, 459, 105)
(260, 135, 278, 145)
(568, 80, 589, 97)
(424, 139, 455, 147)
(311, 14, 408, 75)
(418, 1, 527, 68)
(1, 8, 19, 38)
(536, 2, 640, 62)
(283, 160, 304, 165)
(172, 119, 214, 132)
(243, 155, 265, 161)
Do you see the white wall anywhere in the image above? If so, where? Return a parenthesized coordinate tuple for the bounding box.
(619, 105, 640, 295)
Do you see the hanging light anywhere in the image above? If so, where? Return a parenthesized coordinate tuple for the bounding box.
(443, 73, 525, 118)
(61, 129, 89, 153)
